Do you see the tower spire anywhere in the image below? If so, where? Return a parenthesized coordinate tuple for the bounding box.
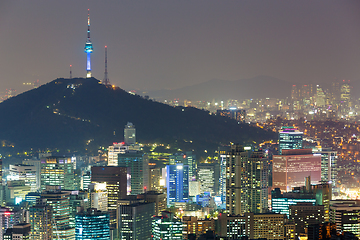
(103, 46, 110, 86)
(84, 9, 93, 78)
(70, 65, 72, 79)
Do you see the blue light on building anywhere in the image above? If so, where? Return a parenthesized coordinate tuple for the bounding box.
(272, 198, 316, 217)
(279, 126, 303, 154)
(166, 163, 189, 206)
(75, 209, 110, 240)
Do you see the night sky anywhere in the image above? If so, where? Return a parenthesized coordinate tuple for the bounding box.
(1, 1, 360, 95)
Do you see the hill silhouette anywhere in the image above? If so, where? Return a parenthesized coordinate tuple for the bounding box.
(0, 78, 275, 154)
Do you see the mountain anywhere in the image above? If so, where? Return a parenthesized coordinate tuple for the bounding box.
(146, 76, 295, 101)
(0, 78, 275, 155)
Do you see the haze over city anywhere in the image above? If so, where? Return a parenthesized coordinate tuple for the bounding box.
(1, 0, 360, 94)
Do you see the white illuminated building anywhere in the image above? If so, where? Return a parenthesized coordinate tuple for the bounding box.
(89, 183, 108, 212)
(8, 164, 37, 192)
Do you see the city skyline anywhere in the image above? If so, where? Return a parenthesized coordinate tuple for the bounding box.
(1, 1, 360, 95)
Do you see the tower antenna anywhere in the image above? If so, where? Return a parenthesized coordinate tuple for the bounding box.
(70, 65, 72, 79)
(103, 46, 110, 86)
(84, 9, 93, 78)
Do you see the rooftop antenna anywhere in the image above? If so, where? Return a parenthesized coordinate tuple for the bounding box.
(103, 46, 110, 86)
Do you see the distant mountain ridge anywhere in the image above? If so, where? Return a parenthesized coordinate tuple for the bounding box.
(0, 78, 275, 154)
(147, 76, 295, 101)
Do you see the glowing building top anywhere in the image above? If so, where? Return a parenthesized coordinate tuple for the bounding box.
(84, 9, 93, 78)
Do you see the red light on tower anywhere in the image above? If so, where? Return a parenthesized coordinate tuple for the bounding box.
(183, 155, 186, 159)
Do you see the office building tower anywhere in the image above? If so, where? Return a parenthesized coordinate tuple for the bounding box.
(118, 151, 149, 195)
(137, 191, 167, 216)
(189, 181, 200, 197)
(124, 122, 136, 145)
(152, 211, 182, 240)
(4, 223, 30, 240)
(166, 163, 189, 206)
(91, 166, 127, 229)
(0, 207, 23, 240)
(197, 163, 219, 195)
(89, 183, 108, 212)
(182, 216, 215, 240)
(107, 142, 127, 166)
(169, 152, 196, 180)
(9, 164, 37, 192)
(117, 202, 154, 240)
(279, 126, 303, 154)
(40, 156, 75, 191)
(216, 109, 246, 123)
(340, 80, 351, 112)
(272, 149, 321, 192)
(218, 147, 229, 204)
(313, 149, 338, 187)
(312, 183, 331, 221)
(41, 188, 75, 239)
(226, 145, 269, 215)
(149, 167, 162, 192)
(75, 208, 110, 240)
(330, 200, 360, 237)
(25, 192, 41, 206)
(289, 203, 325, 237)
(69, 191, 89, 228)
(218, 212, 286, 240)
(29, 199, 53, 240)
(22, 159, 41, 191)
(271, 196, 316, 218)
(81, 171, 91, 191)
(5, 180, 31, 204)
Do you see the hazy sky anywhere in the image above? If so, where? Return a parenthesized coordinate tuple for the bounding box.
(0, 1, 360, 94)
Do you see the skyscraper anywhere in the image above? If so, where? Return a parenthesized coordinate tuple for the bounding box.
(40, 156, 75, 191)
(29, 199, 53, 240)
(124, 122, 136, 145)
(226, 145, 269, 215)
(152, 211, 183, 240)
(91, 166, 127, 229)
(278, 126, 303, 154)
(75, 208, 110, 240)
(84, 9, 93, 78)
(8, 164, 37, 192)
(41, 188, 75, 239)
(166, 163, 189, 206)
(118, 151, 149, 195)
(117, 202, 154, 240)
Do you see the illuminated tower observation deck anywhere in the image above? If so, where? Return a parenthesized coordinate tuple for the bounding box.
(84, 9, 93, 78)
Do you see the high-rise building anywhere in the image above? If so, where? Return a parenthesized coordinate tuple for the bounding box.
(75, 208, 110, 240)
(8, 164, 37, 192)
(218, 213, 286, 240)
(169, 152, 196, 180)
(218, 147, 229, 204)
(40, 156, 75, 191)
(137, 191, 167, 216)
(226, 145, 269, 215)
(41, 188, 75, 239)
(313, 148, 338, 187)
(88, 183, 108, 212)
(29, 199, 53, 240)
(152, 211, 183, 240)
(197, 163, 219, 196)
(149, 167, 162, 192)
(22, 159, 41, 191)
(124, 122, 136, 145)
(330, 200, 360, 237)
(166, 163, 189, 206)
(0, 207, 23, 240)
(182, 216, 215, 240)
(117, 202, 154, 240)
(272, 149, 321, 192)
(289, 203, 325, 237)
(279, 126, 303, 154)
(91, 166, 127, 229)
(118, 151, 149, 195)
